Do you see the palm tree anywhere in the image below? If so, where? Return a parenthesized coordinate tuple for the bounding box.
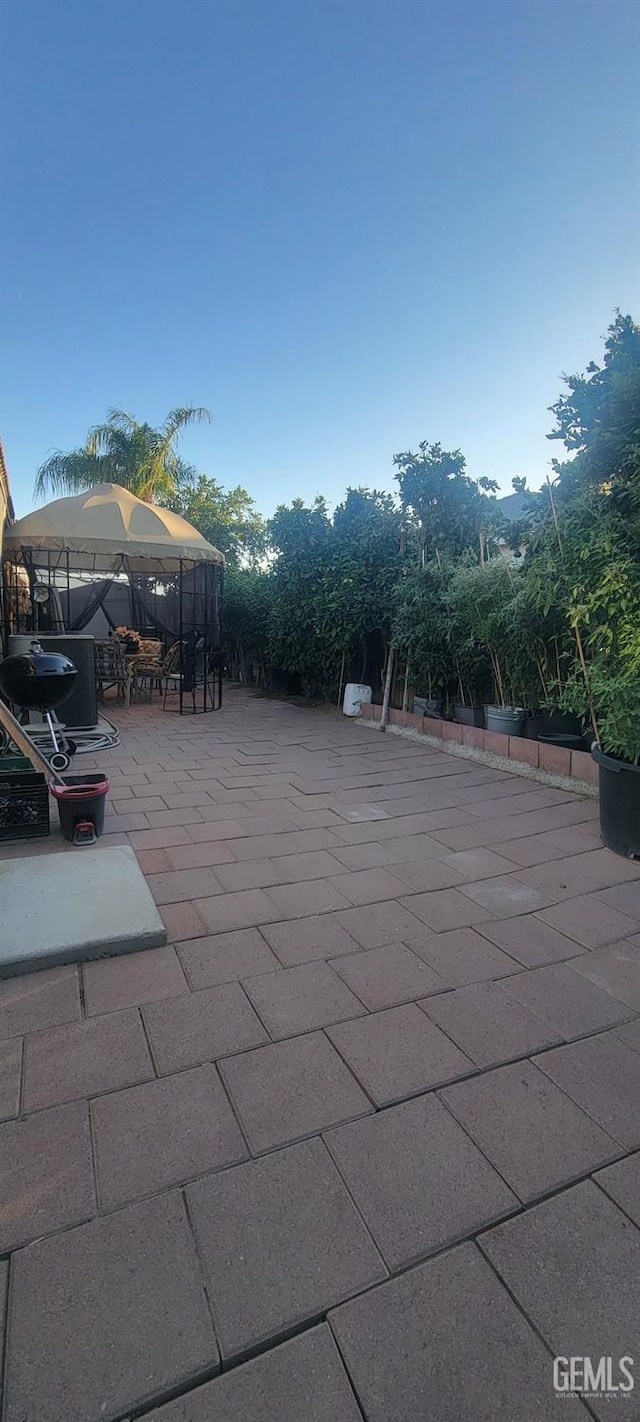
(34, 406, 212, 504)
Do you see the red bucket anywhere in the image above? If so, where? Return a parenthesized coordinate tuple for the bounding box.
(51, 773, 111, 843)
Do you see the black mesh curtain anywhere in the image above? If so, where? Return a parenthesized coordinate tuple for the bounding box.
(124, 560, 222, 647)
(63, 579, 127, 632)
(127, 560, 223, 712)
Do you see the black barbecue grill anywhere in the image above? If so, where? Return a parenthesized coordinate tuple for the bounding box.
(0, 640, 78, 770)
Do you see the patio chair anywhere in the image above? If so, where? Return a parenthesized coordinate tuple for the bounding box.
(133, 640, 181, 702)
(162, 635, 213, 713)
(94, 639, 133, 708)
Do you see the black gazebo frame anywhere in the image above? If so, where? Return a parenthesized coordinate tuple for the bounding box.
(3, 549, 224, 716)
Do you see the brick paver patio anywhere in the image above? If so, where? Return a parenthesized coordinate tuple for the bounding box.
(1, 689, 640, 1420)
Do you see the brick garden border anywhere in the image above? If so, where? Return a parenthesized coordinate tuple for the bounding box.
(358, 702, 598, 788)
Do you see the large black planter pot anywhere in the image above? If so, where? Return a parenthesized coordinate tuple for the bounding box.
(592, 743, 640, 859)
(453, 704, 485, 728)
(542, 709, 582, 736)
(539, 732, 589, 752)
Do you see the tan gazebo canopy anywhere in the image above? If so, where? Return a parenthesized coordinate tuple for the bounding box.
(3, 483, 224, 573)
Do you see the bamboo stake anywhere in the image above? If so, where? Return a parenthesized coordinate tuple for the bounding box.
(402, 660, 410, 714)
(547, 475, 600, 741)
(336, 650, 346, 713)
(573, 618, 601, 744)
(380, 645, 395, 732)
(546, 476, 564, 555)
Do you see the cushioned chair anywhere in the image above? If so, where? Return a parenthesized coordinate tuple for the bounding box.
(94, 640, 133, 708)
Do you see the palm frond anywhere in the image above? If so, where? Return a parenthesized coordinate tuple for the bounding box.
(34, 405, 213, 504)
(33, 449, 105, 499)
(103, 409, 141, 434)
(160, 407, 213, 447)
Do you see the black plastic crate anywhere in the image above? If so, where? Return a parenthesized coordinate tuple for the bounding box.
(0, 770, 50, 841)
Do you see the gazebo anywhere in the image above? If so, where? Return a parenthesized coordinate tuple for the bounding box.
(2, 484, 224, 715)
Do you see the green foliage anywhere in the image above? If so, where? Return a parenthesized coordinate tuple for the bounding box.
(447, 561, 538, 709)
(528, 312, 640, 761)
(445, 560, 492, 705)
(393, 441, 498, 564)
(548, 312, 640, 509)
(549, 492, 640, 760)
(223, 566, 272, 679)
(392, 562, 454, 698)
(167, 475, 267, 567)
(267, 489, 405, 698)
(34, 407, 212, 504)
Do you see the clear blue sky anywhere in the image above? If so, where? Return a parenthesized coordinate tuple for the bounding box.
(2, 0, 639, 518)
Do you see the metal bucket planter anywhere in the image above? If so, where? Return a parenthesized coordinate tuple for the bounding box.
(484, 706, 525, 737)
(592, 744, 640, 859)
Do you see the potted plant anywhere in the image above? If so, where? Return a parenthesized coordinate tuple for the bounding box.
(450, 562, 532, 737)
(523, 310, 640, 853)
(590, 674, 640, 858)
(451, 643, 487, 726)
(392, 563, 453, 720)
(114, 626, 141, 656)
(447, 570, 491, 726)
(561, 661, 640, 858)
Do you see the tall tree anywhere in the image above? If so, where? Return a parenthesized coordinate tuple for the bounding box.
(548, 311, 640, 511)
(167, 475, 267, 566)
(34, 406, 212, 503)
(393, 441, 497, 565)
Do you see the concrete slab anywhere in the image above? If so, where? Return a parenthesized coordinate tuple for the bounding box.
(595, 1151, 640, 1227)
(0, 1037, 22, 1119)
(0, 845, 166, 976)
(22, 1007, 154, 1112)
(476, 914, 586, 968)
(327, 1002, 473, 1106)
(616, 1017, 640, 1054)
(0, 1261, 7, 1397)
(480, 1182, 640, 1422)
(501, 961, 634, 1039)
(324, 1094, 518, 1270)
(242, 961, 367, 1039)
(407, 926, 520, 987)
(422, 980, 563, 1068)
(186, 1136, 386, 1361)
(145, 1325, 363, 1422)
(572, 936, 640, 1011)
(260, 913, 360, 966)
(441, 1060, 620, 1202)
(0, 1101, 95, 1251)
(4, 1192, 217, 1422)
(219, 1031, 372, 1153)
(142, 981, 269, 1074)
(91, 1063, 248, 1210)
(0, 963, 80, 1038)
(533, 1032, 640, 1150)
(329, 1241, 587, 1422)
